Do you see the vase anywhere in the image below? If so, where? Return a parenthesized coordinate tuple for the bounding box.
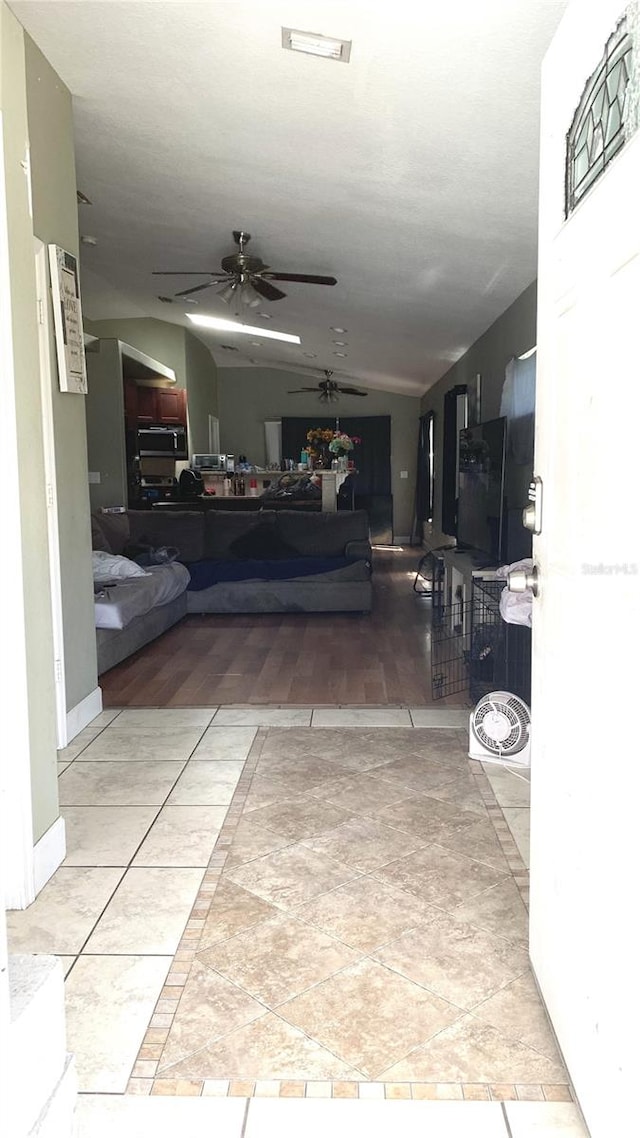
(337, 454, 348, 472)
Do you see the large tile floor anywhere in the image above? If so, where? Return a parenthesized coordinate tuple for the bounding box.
(8, 707, 588, 1136)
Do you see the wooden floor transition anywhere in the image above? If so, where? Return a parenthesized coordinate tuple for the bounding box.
(100, 547, 464, 708)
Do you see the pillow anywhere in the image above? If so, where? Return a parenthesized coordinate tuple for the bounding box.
(229, 523, 299, 561)
(92, 551, 150, 582)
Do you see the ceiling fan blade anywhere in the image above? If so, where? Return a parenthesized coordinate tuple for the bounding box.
(338, 386, 368, 396)
(288, 387, 320, 393)
(152, 270, 222, 276)
(174, 281, 219, 297)
(265, 273, 337, 286)
(252, 277, 287, 302)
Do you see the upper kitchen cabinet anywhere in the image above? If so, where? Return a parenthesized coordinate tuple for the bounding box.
(130, 384, 187, 426)
(155, 387, 187, 425)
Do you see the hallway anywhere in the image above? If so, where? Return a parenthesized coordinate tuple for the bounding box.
(7, 706, 588, 1136)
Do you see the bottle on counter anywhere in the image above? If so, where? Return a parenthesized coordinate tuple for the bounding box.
(223, 476, 232, 496)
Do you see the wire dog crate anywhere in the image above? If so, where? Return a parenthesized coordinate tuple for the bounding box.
(431, 576, 531, 703)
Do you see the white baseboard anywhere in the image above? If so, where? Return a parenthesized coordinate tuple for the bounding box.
(66, 686, 102, 743)
(33, 816, 66, 895)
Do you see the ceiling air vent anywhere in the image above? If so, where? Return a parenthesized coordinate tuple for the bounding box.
(281, 28, 352, 62)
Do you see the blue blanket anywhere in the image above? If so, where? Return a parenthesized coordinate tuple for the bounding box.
(185, 556, 357, 591)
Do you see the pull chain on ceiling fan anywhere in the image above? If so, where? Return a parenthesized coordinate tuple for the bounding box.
(288, 369, 367, 403)
(153, 230, 337, 308)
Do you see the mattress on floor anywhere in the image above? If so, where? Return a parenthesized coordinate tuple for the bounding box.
(94, 562, 191, 630)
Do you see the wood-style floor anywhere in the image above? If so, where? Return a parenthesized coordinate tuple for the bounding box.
(100, 547, 465, 708)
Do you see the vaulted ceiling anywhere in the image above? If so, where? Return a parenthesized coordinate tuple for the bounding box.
(10, 0, 568, 395)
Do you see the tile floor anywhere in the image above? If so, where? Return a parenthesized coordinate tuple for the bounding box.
(8, 706, 587, 1136)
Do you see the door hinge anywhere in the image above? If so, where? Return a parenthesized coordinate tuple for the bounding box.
(37, 297, 45, 325)
(46, 483, 54, 508)
(54, 659, 63, 683)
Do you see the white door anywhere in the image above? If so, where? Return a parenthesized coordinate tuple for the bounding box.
(528, 4, 638, 1136)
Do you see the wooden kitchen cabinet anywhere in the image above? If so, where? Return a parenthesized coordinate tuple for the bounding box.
(135, 386, 158, 423)
(155, 387, 187, 425)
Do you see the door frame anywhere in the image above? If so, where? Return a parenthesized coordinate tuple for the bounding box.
(34, 237, 68, 748)
(0, 113, 38, 908)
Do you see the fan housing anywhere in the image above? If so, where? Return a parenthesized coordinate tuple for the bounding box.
(469, 690, 531, 767)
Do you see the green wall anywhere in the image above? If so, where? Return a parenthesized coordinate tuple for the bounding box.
(0, 6, 58, 842)
(86, 317, 218, 452)
(420, 281, 537, 539)
(25, 34, 98, 717)
(218, 367, 421, 538)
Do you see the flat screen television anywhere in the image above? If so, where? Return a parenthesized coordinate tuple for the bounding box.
(457, 416, 506, 563)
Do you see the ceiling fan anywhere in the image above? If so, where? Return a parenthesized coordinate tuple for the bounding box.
(288, 370, 368, 403)
(153, 229, 337, 306)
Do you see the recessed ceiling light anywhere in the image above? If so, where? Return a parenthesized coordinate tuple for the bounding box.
(333, 351, 348, 358)
(330, 326, 347, 333)
(249, 341, 262, 347)
(187, 313, 301, 344)
(332, 340, 347, 346)
(303, 352, 317, 358)
(258, 312, 273, 320)
(281, 27, 352, 63)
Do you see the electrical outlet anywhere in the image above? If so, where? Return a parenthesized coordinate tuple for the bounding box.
(88, 472, 101, 484)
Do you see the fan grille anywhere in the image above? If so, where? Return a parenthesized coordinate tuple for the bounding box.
(472, 691, 530, 756)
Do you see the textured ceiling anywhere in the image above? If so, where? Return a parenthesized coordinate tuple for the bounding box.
(10, 0, 568, 396)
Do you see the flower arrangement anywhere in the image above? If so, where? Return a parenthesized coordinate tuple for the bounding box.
(306, 428, 335, 450)
(329, 431, 361, 456)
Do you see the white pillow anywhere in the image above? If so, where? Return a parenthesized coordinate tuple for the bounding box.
(92, 551, 150, 582)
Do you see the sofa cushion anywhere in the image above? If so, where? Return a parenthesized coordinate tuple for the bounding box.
(96, 510, 130, 555)
(275, 509, 370, 557)
(204, 510, 275, 560)
(91, 514, 112, 553)
(229, 522, 298, 561)
(127, 510, 205, 562)
(185, 556, 366, 590)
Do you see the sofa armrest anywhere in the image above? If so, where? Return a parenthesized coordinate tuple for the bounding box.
(344, 539, 372, 560)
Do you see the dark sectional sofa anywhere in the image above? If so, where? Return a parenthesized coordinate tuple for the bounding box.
(91, 507, 373, 674)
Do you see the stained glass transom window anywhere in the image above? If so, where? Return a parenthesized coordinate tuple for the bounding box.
(566, 17, 633, 215)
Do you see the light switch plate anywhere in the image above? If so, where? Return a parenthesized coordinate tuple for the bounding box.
(400, 470, 408, 479)
(88, 471, 101, 484)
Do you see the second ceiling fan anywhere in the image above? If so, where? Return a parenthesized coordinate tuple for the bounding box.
(153, 229, 337, 306)
(288, 370, 367, 403)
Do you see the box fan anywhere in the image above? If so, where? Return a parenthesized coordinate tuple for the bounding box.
(469, 691, 531, 767)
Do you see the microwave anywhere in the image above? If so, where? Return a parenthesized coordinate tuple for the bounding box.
(192, 453, 234, 472)
(137, 425, 187, 459)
